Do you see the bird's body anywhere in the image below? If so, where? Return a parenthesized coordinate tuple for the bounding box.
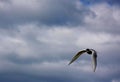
(68, 48, 97, 72)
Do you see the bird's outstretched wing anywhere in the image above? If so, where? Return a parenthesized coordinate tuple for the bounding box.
(68, 50, 87, 65)
(91, 49, 97, 72)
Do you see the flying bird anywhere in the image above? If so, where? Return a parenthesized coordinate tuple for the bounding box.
(68, 48, 97, 72)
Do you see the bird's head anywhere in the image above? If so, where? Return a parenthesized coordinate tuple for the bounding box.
(86, 48, 92, 55)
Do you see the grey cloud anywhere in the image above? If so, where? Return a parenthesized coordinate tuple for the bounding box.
(0, 60, 120, 82)
(0, 1, 120, 82)
(81, 0, 120, 6)
(0, 23, 120, 82)
(0, 0, 92, 27)
(83, 3, 120, 35)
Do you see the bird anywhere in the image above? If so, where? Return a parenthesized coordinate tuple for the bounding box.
(68, 48, 97, 72)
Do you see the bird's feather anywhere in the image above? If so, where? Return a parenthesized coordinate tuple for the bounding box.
(68, 50, 87, 65)
(91, 49, 97, 72)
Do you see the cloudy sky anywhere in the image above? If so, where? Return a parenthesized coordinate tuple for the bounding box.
(0, 0, 120, 82)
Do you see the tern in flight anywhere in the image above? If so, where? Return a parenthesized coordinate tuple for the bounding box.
(68, 48, 97, 72)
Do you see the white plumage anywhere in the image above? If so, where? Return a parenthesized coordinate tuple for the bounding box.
(68, 48, 97, 72)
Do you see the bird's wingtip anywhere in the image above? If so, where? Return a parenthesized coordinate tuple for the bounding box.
(68, 62, 71, 65)
(93, 69, 96, 72)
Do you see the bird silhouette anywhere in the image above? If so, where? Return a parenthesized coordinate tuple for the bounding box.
(68, 48, 97, 72)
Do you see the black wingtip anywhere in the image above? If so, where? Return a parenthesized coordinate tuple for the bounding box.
(68, 62, 71, 65)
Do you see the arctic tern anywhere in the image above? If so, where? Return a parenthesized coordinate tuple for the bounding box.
(68, 48, 97, 72)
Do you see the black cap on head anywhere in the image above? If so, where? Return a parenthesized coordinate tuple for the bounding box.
(86, 48, 90, 51)
(87, 51, 92, 54)
(86, 48, 92, 54)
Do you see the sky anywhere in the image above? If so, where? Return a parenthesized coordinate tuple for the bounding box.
(0, 0, 120, 82)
